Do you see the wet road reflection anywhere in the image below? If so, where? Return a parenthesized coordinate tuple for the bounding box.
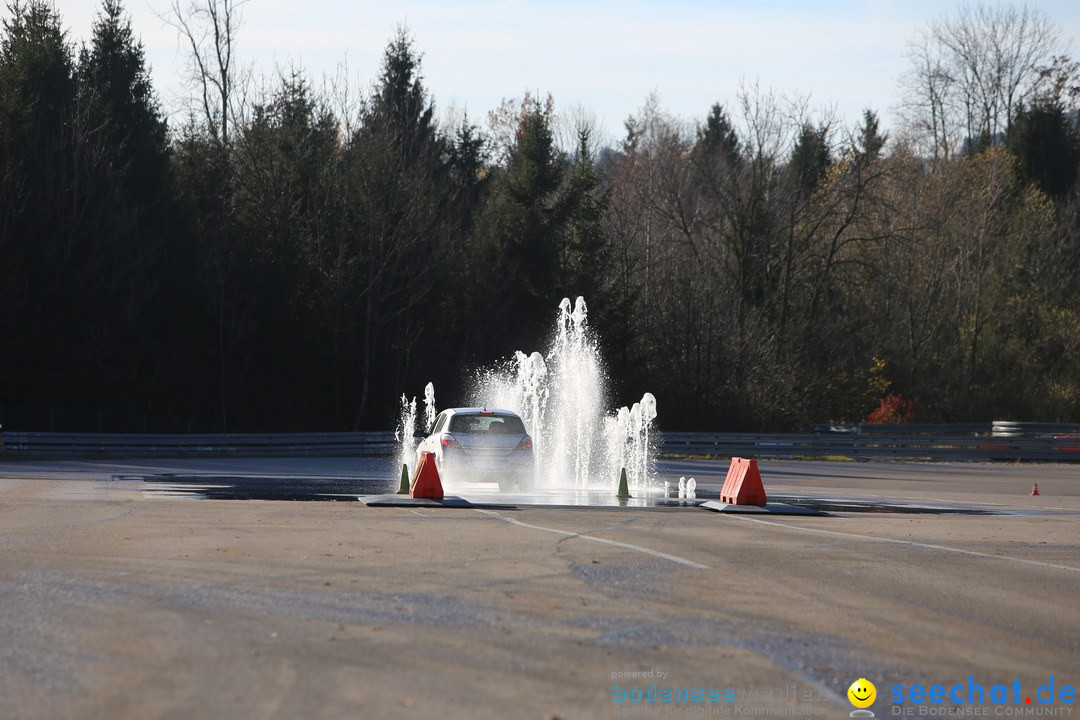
(116, 474, 1003, 513)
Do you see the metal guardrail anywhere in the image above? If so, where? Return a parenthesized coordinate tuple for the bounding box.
(660, 430, 1080, 462)
(815, 421, 1080, 437)
(0, 431, 397, 459)
(1, 425, 1079, 462)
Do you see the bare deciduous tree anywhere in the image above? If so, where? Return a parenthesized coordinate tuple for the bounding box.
(166, 0, 245, 147)
(900, 33, 959, 161)
(899, 2, 1062, 158)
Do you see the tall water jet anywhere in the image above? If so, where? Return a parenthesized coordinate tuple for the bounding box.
(472, 297, 660, 491)
(423, 382, 436, 434)
(394, 394, 418, 479)
(496, 350, 548, 485)
(546, 297, 602, 486)
(602, 391, 657, 493)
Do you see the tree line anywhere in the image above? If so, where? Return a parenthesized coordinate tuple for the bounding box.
(1, 0, 1078, 432)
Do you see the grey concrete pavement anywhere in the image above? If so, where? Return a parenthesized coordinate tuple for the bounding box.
(0, 458, 1077, 719)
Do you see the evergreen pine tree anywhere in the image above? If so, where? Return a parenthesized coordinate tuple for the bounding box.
(80, 0, 170, 205)
(856, 109, 887, 163)
(1008, 101, 1080, 197)
(698, 103, 740, 167)
(789, 123, 831, 199)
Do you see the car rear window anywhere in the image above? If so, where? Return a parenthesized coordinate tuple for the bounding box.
(448, 414, 527, 435)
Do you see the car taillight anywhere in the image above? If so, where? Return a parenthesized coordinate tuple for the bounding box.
(441, 434, 461, 449)
(515, 437, 533, 451)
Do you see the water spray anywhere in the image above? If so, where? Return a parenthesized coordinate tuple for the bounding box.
(396, 297, 660, 492)
(395, 394, 418, 486)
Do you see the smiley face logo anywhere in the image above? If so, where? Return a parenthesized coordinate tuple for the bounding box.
(848, 678, 877, 709)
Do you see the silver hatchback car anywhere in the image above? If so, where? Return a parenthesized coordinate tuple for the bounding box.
(415, 407, 535, 490)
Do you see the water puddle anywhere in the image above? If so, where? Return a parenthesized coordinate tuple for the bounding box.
(114, 474, 388, 502)
(118, 473, 685, 506)
(115, 474, 1008, 513)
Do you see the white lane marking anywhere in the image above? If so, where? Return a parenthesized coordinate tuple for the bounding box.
(723, 514, 1080, 573)
(474, 510, 710, 569)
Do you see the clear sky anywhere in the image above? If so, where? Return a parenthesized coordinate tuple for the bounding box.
(38, 0, 1080, 144)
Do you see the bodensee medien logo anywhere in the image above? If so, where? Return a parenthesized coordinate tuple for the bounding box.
(612, 683, 734, 702)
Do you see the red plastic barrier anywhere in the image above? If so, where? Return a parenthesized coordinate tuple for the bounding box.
(410, 451, 444, 500)
(720, 457, 767, 506)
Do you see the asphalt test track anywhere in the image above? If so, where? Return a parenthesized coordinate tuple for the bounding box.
(1, 457, 1077, 719)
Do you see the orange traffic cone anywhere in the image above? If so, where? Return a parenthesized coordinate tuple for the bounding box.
(1031, 483, 1039, 496)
